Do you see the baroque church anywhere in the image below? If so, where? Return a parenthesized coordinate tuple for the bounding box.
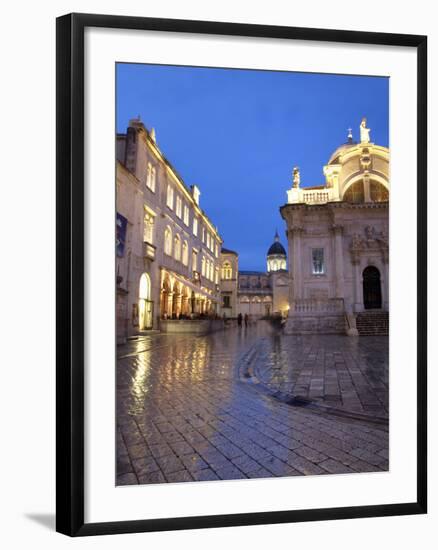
(280, 118, 389, 335)
(220, 118, 389, 335)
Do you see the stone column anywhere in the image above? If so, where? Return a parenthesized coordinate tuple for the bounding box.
(351, 255, 363, 312)
(167, 292, 174, 317)
(291, 226, 304, 300)
(332, 224, 345, 299)
(382, 249, 389, 310)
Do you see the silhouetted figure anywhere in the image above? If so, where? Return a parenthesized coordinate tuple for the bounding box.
(237, 313, 243, 327)
(244, 313, 249, 327)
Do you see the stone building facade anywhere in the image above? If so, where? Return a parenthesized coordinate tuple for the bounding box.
(219, 233, 290, 319)
(280, 120, 389, 335)
(116, 118, 222, 342)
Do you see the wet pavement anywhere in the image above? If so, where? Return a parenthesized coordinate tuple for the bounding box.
(117, 322, 389, 486)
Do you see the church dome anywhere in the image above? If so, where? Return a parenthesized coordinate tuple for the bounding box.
(267, 231, 287, 273)
(267, 240, 286, 256)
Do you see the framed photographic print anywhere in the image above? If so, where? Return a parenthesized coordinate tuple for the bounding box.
(56, 13, 427, 536)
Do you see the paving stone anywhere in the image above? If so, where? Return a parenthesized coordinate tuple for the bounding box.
(117, 325, 389, 485)
(117, 473, 138, 485)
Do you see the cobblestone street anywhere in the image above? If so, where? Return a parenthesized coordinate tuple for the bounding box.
(117, 322, 389, 485)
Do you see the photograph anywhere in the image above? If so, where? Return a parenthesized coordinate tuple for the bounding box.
(115, 63, 390, 486)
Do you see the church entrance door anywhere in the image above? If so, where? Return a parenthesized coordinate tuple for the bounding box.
(363, 266, 382, 309)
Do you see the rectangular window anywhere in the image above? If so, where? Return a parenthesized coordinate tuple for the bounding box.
(223, 295, 231, 308)
(193, 217, 198, 236)
(312, 248, 325, 275)
(146, 163, 156, 192)
(192, 250, 197, 273)
(202, 227, 205, 243)
(176, 196, 182, 218)
(183, 205, 189, 226)
(143, 211, 155, 244)
(206, 232, 210, 249)
(166, 185, 174, 209)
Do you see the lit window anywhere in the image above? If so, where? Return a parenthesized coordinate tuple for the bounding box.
(370, 181, 389, 202)
(164, 227, 172, 255)
(146, 163, 156, 192)
(176, 196, 182, 218)
(344, 181, 364, 203)
(174, 235, 181, 261)
(312, 248, 325, 275)
(206, 232, 210, 249)
(201, 256, 206, 277)
(143, 211, 155, 244)
(215, 243, 219, 258)
(202, 227, 205, 243)
(182, 241, 189, 266)
(193, 217, 198, 236)
(215, 267, 219, 285)
(183, 205, 189, 226)
(192, 250, 197, 273)
(222, 261, 232, 280)
(166, 185, 174, 209)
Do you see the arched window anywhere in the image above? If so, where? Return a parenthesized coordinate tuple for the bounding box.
(139, 273, 151, 300)
(344, 181, 365, 203)
(370, 181, 389, 202)
(174, 235, 181, 261)
(164, 226, 172, 255)
(221, 261, 232, 280)
(182, 241, 189, 266)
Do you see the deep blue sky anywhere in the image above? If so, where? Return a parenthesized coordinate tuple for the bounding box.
(117, 64, 388, 271)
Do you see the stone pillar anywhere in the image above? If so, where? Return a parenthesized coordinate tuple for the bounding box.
(382, 250, 389, 310)
(291, 226, 304, 300)
(351, 255, 363, 312)
(364, 176, 371, 203)
(167, 292, 174, 317)
(332, 224, 345, 299)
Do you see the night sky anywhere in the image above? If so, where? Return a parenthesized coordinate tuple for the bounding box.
(116, 64, 389, 271)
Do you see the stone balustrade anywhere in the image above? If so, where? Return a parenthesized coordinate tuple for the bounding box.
(292, 298, 344, 313)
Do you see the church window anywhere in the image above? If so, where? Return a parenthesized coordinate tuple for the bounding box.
(370, 181, 389, 202)
(312, 248, 325, 275)
(343, 181, 365, 203)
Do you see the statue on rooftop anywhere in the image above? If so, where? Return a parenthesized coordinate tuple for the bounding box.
(360, 117, 371, 143)
(292, 166, 300, 188)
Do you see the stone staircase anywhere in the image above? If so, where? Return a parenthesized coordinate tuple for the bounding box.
(356, 311, 389, 336)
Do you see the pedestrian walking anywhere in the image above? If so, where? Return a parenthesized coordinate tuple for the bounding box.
(237, 313, 243, 326)
(244, 313, 249, 327)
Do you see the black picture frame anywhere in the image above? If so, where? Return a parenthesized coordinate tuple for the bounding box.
(56, 12, 427, 537)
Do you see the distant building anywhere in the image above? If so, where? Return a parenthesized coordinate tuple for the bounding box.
(280, 119, 389, 335)
(219, 233, 290, 319)
(116, 118, 222, 342)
